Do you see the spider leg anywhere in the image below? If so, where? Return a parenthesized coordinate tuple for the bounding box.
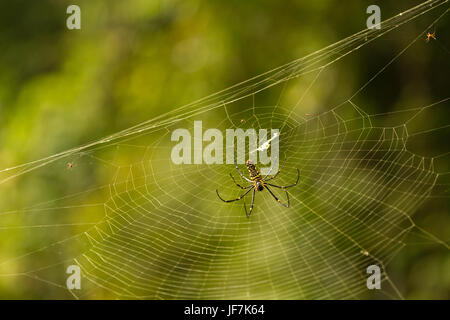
(244, 188, 256, 218)
(216, 187, 254, 203)
(263, 170, 280, 182)
(234, 157, 252, 182)
(266, 168, 300, 189)
(265, 183, 291, 205)
(265, 185, 289, 208)
(229, 173, 253, 189)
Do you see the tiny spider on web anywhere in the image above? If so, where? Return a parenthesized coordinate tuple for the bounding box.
(425, 31, 436, 43)
(216, 158, 300, 218)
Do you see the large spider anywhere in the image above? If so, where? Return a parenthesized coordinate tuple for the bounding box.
(216, 159, 300, 218)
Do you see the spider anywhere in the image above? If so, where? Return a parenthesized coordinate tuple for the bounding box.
(216, 158, 300, 218)
(425, 31, 436, 43)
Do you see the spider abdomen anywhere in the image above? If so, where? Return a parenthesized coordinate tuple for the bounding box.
(246, 160, 261, 181)
(246, 160, 265, 191)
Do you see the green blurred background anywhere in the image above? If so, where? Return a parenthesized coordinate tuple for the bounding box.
(0, 0, 448, 299)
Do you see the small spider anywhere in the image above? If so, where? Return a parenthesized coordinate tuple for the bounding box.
(216, 158, 299, 218)
(425, 31, 436, 43)
(67, 162, 74, 170)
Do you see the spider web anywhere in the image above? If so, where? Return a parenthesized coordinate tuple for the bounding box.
(0, 0, 449, 299)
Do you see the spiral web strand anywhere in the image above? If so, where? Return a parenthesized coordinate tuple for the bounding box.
(0, 0, 448, 299)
